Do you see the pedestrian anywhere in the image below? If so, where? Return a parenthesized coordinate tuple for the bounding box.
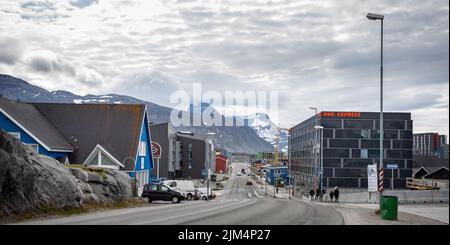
(276, 187, 279, 194)
(334, 186, 339, 203)
(329, 190, 334, 203)
(315, 188, 320, 201)
(309, 188, 315, 200)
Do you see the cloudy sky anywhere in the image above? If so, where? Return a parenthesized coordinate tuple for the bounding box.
(0, 0, 448, 135)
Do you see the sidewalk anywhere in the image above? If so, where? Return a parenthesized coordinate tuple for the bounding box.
(342, 203, 449, 224)
(295, 197, 447, 225)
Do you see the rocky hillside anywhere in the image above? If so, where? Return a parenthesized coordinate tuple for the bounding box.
(0, 130, 132, 219)
(0, 74, 274, 153)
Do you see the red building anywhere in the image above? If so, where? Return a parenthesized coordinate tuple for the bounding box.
(215, 155, 229, 174)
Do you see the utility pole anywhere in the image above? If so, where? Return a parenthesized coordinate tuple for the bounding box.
(367, 12, 385, 208)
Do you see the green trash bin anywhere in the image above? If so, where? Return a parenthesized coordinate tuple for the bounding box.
(381, 195, 398, 220)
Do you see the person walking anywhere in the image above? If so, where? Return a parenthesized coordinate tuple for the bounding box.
(333, 186, 340, 203)
(309, 188, 315, 201)
(329, 189, 334, 203)
(315, 188, 320, 201)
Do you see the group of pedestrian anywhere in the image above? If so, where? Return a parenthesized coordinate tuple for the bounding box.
(328, 186, 339, 203)
(308, 187, 328, 201)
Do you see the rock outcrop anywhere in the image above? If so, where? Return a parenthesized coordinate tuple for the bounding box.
(0, 130, 132, 218)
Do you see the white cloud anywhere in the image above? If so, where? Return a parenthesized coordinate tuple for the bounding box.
(0, 0, 448, 136)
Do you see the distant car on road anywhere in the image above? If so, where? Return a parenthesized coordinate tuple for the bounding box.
(141, 184, 185, 203)
(246, 180, 253, 186)
(237, 172, 242, 176)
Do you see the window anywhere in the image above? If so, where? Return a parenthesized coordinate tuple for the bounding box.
(322, 120, 341, 128)
(139, 141, 146, 156)
(344, 120, 373, 129)
(150, 184, 158, 191)
(360, 149, 368, 159)
(329, 139, 359, 148)
(161, 185, 170, 192)
(335, 129, 370, 139)
(7, 132, 20, 140)
(140, 157, 145, 170)
(25, 143, 39, 153)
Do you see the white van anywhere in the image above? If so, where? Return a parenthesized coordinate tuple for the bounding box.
(163, 180, 197, 200)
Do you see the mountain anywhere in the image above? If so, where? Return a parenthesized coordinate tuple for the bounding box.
(241, 113, 289, 152)
(0, 74, 274, 153)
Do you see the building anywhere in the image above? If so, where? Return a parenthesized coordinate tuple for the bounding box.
(288, 111, 413, 193)
(215, 154, 229, 174)
(176, 132, 215, 179)
(0, 97, 153, 191)
(413, 133, 449, 158)
(149, 122, 216, 179)
(256, 151, 287, 165)
(265, 166, 288, 185)
(412, 155, 449, 179)
(149, 122, 178, 179)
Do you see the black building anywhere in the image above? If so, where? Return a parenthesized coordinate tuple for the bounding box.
(288, 111, 413, 193)
(149, 122, 215, 179)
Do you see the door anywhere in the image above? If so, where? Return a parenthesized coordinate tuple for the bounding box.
(160, 185, 173, 201)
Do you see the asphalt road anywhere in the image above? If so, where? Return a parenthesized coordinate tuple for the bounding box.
(19, 162, 344, 225)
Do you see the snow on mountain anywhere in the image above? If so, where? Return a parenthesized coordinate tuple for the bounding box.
(241, 113, 289, 152)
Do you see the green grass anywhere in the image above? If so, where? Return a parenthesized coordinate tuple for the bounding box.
(66, 164, 108, 178)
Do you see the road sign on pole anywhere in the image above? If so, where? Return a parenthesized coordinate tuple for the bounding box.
(386, 163, 398, 190)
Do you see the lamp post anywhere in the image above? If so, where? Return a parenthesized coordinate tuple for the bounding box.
(205, 132, 215, 201)
(314, 125, 324, 201)
(309, 107, 322, 199)
(367, 12, 385, 206)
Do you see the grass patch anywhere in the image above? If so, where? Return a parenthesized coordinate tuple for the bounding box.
(66, 164, 108, 178)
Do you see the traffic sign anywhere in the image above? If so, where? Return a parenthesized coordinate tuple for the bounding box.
(386, 163, 398, 169)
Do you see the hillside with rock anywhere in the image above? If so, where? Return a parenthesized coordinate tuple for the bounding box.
(0, 130, 133, 219)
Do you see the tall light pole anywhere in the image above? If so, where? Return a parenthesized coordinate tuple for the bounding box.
(205, 132, 216, 201)
(314, 125, 324, 201)
(309, 107, 320, 198)
(367, 13, 385, 206)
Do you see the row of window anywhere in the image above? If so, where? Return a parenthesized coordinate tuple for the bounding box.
(290, 139, 413, 151)
(289, 130, 413, 147)
(291, 158, 413, 169)
(290, 119, 412, 138)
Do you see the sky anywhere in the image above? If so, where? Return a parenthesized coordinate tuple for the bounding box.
(0, 0, 448, 136)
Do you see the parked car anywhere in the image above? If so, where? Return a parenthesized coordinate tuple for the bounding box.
(237, 172, 242, 176)
(141, 184, 185, 203)
(197, 187, 216, 200)
(246, 180, 253, 186)
(163, 180, 197, 200)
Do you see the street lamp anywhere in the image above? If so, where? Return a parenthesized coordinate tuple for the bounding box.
(314, 125, 324, 201)
(309, 107, 322, 199)
(205, 132, 216, 201)
(367, 12, 385, 206)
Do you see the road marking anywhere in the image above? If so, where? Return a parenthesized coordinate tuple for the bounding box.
(254, 190, 262, 199)
(130, 199, 254, 225)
